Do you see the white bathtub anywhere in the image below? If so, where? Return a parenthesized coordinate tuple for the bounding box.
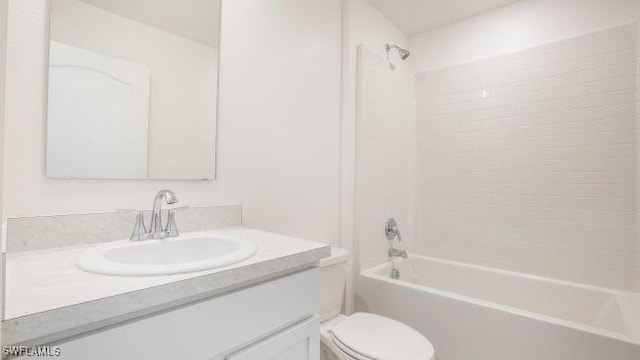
(358, 255, 640, 360)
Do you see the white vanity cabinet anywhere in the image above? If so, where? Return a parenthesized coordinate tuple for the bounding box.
(226, 316, 319, 360)
(36, 269, 320, 360)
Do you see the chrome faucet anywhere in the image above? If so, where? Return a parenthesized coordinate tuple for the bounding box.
(385, 218, 407, 259)
(148, 189, 178, 237)
(125, 190, 182, 241)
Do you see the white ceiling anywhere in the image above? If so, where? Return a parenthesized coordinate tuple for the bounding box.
(366, 0, 523, 35)
(79, 0, 220, 48)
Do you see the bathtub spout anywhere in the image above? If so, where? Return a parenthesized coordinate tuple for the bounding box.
(389, 248, 408, 259)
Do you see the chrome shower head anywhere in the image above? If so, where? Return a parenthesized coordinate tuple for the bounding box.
(385, 44, 410, 60)
(398, 48, 410, 60)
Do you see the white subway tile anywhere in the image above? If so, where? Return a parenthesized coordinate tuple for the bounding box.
(415, 24, 640, 292)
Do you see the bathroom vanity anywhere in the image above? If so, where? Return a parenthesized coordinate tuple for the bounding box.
(32, 270, 321, 360)
(4, 227, 330, 360)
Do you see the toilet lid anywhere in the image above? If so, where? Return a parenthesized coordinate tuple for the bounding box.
(330, 312, 434, 360)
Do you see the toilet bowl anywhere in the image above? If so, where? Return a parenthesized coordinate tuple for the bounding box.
(319, 247, 435, 360)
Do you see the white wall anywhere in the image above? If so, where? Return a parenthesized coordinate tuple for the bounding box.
(410, 0, 640, 73)
(3, 0, 342, 245)
(355, 45, 415, 271)
(50, 0, 217, 180)
(636, 24, 640, 281)
(342, 0, 411, 264)
(0, 0, 8, 333)
(341, 0, 412, 312)
(217, 0, 342, 244)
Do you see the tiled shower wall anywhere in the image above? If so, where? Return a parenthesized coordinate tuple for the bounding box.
(414, 24, 640, 291)
(356, 46, 416, 270)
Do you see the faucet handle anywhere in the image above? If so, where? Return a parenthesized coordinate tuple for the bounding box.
(163, 206, 189, 237)
(164, 209, 181, 238)
(117, 210, 147, 242)
(385, 218, 402, 242)
(117, 209, 147, 241)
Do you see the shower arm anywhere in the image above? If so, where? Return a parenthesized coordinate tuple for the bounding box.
(385, 44, 400, 52)
(384, 43, 410, 61)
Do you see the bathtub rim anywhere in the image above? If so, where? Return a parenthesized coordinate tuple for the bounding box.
(361, 254, 640, 347)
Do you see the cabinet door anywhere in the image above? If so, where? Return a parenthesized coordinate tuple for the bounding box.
(227, 316, 319, 360)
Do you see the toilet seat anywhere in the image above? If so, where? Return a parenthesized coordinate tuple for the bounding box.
(329, 312, 434, 360)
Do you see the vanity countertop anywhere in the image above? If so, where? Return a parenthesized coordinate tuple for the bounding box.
(3, 227, 331, 346)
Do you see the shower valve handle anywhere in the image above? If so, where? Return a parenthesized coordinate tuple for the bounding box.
(385, 218, 402, 242)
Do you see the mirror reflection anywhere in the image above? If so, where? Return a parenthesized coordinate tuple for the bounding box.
(46, 0, 220, 180)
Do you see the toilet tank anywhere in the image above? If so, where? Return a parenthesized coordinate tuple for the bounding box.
(319, 247, 349, 322)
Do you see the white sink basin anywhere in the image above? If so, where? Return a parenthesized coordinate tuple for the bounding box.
(76, 232, 257, 276)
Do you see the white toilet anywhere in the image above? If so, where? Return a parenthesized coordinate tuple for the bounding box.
(319, 247, 435, 360)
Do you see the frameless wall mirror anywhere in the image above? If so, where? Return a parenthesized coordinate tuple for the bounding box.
(46, 0, 220, 180)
